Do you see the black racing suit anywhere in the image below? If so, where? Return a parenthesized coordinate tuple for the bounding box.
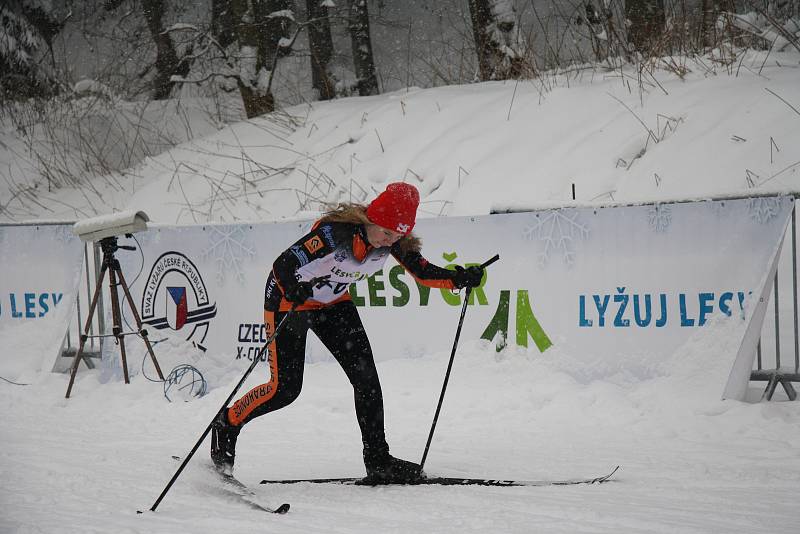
(226, 220, 457, 458)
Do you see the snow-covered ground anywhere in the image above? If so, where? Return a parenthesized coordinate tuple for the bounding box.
(1, 49, 800, 533)
(2, 322, 799, 533)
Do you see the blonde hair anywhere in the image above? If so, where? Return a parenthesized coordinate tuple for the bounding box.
(321, 203, 421, 253)
(320, 203, 372, 225)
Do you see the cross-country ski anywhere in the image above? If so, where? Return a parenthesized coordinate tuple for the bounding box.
(260, 466, 619, 487)
(216, 471, 290, 514)
(165, 456, 290, 514)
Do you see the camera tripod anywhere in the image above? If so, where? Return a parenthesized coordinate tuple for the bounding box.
(65, 236, 164, 398)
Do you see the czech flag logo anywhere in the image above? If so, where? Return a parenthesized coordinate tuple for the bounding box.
(166, 286, 188, 330)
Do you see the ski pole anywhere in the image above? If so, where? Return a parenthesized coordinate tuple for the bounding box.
(419, 254, 499, 472)
(143, 276, 328, 513)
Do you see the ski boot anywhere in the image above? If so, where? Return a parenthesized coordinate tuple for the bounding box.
(362, 447, 423, 485)
(210, 409, 240, 476)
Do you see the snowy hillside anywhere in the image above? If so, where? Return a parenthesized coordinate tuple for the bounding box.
(1, 49, 800, 533)
(1, 50, 799, 223)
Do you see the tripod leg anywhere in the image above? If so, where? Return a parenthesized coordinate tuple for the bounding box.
(66, 264, 108, 398)
(116, 266, 165, 380)
(107, 265, 130, 384)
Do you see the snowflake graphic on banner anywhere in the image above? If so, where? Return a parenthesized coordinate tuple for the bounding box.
(648, 203, 672, 233)
(523, 209, 589, 267)
(748, 197, 783, 224)
(202, 226, 256, 285)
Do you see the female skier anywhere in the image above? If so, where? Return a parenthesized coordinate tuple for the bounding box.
(210, 182, 484, 484)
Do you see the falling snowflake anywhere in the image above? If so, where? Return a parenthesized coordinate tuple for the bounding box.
(648, 203, 672, 233)
(201, 226, 256, 286)
(709, 199, 729, 218)
(146, 230, 163, 246)
(748, 197, 783, 224)
(523, 209, 590, 267)
(52, 224, 76, 243)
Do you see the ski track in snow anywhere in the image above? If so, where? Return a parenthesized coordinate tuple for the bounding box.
(2, 333, 799, 533)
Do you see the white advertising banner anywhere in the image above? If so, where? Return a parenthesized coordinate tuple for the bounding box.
(0, 224, 84, 379)
(115, 196, 792, 398)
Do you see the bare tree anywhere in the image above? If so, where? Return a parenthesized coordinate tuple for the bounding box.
(211, 0, 237, 48)
(576, 1, 625, 62)
(216, 0, 296, 117)
(467, 0, 525, 81)
(146, 0, 300, 117)
(264, 0, 294, 64)
(101, 0, 190, 99)
(306, 0, 336, 100)
(140, 0, 191, 99)
(228, 0, 272, 117)
(347, 0, 378, 95)
(625, 0, 666, 53)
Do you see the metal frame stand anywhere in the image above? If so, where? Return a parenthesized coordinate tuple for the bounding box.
(751, 202, 800, 401)
(65, 236, 164, 398)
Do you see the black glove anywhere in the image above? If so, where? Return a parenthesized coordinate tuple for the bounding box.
(452, 265, 484, 289)
(284, 280, 315, 304)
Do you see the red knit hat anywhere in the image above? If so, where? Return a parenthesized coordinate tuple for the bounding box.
(366, 182, 420, 235)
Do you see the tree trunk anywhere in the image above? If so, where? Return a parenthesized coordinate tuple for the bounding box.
(141, 0, 188, 99)
(468, 0, 524, 81)
(347, 0, 379, 96)
(230, 0, 276, 118)
(468, 0, 494, 81)
(261, 0, 294, 65)
(237, 80, 276, 117)
(306, 0, 336, 100)
(625, 0, 666, 54)
(211, 0, 237, 48)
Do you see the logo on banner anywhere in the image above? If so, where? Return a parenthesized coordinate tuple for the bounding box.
(141, 252, 217, 350)
(347, 250, 553, 353)
(166, 287, 188, 329)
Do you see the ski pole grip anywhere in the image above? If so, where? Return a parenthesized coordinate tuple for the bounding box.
(481, 254, 500, 269)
